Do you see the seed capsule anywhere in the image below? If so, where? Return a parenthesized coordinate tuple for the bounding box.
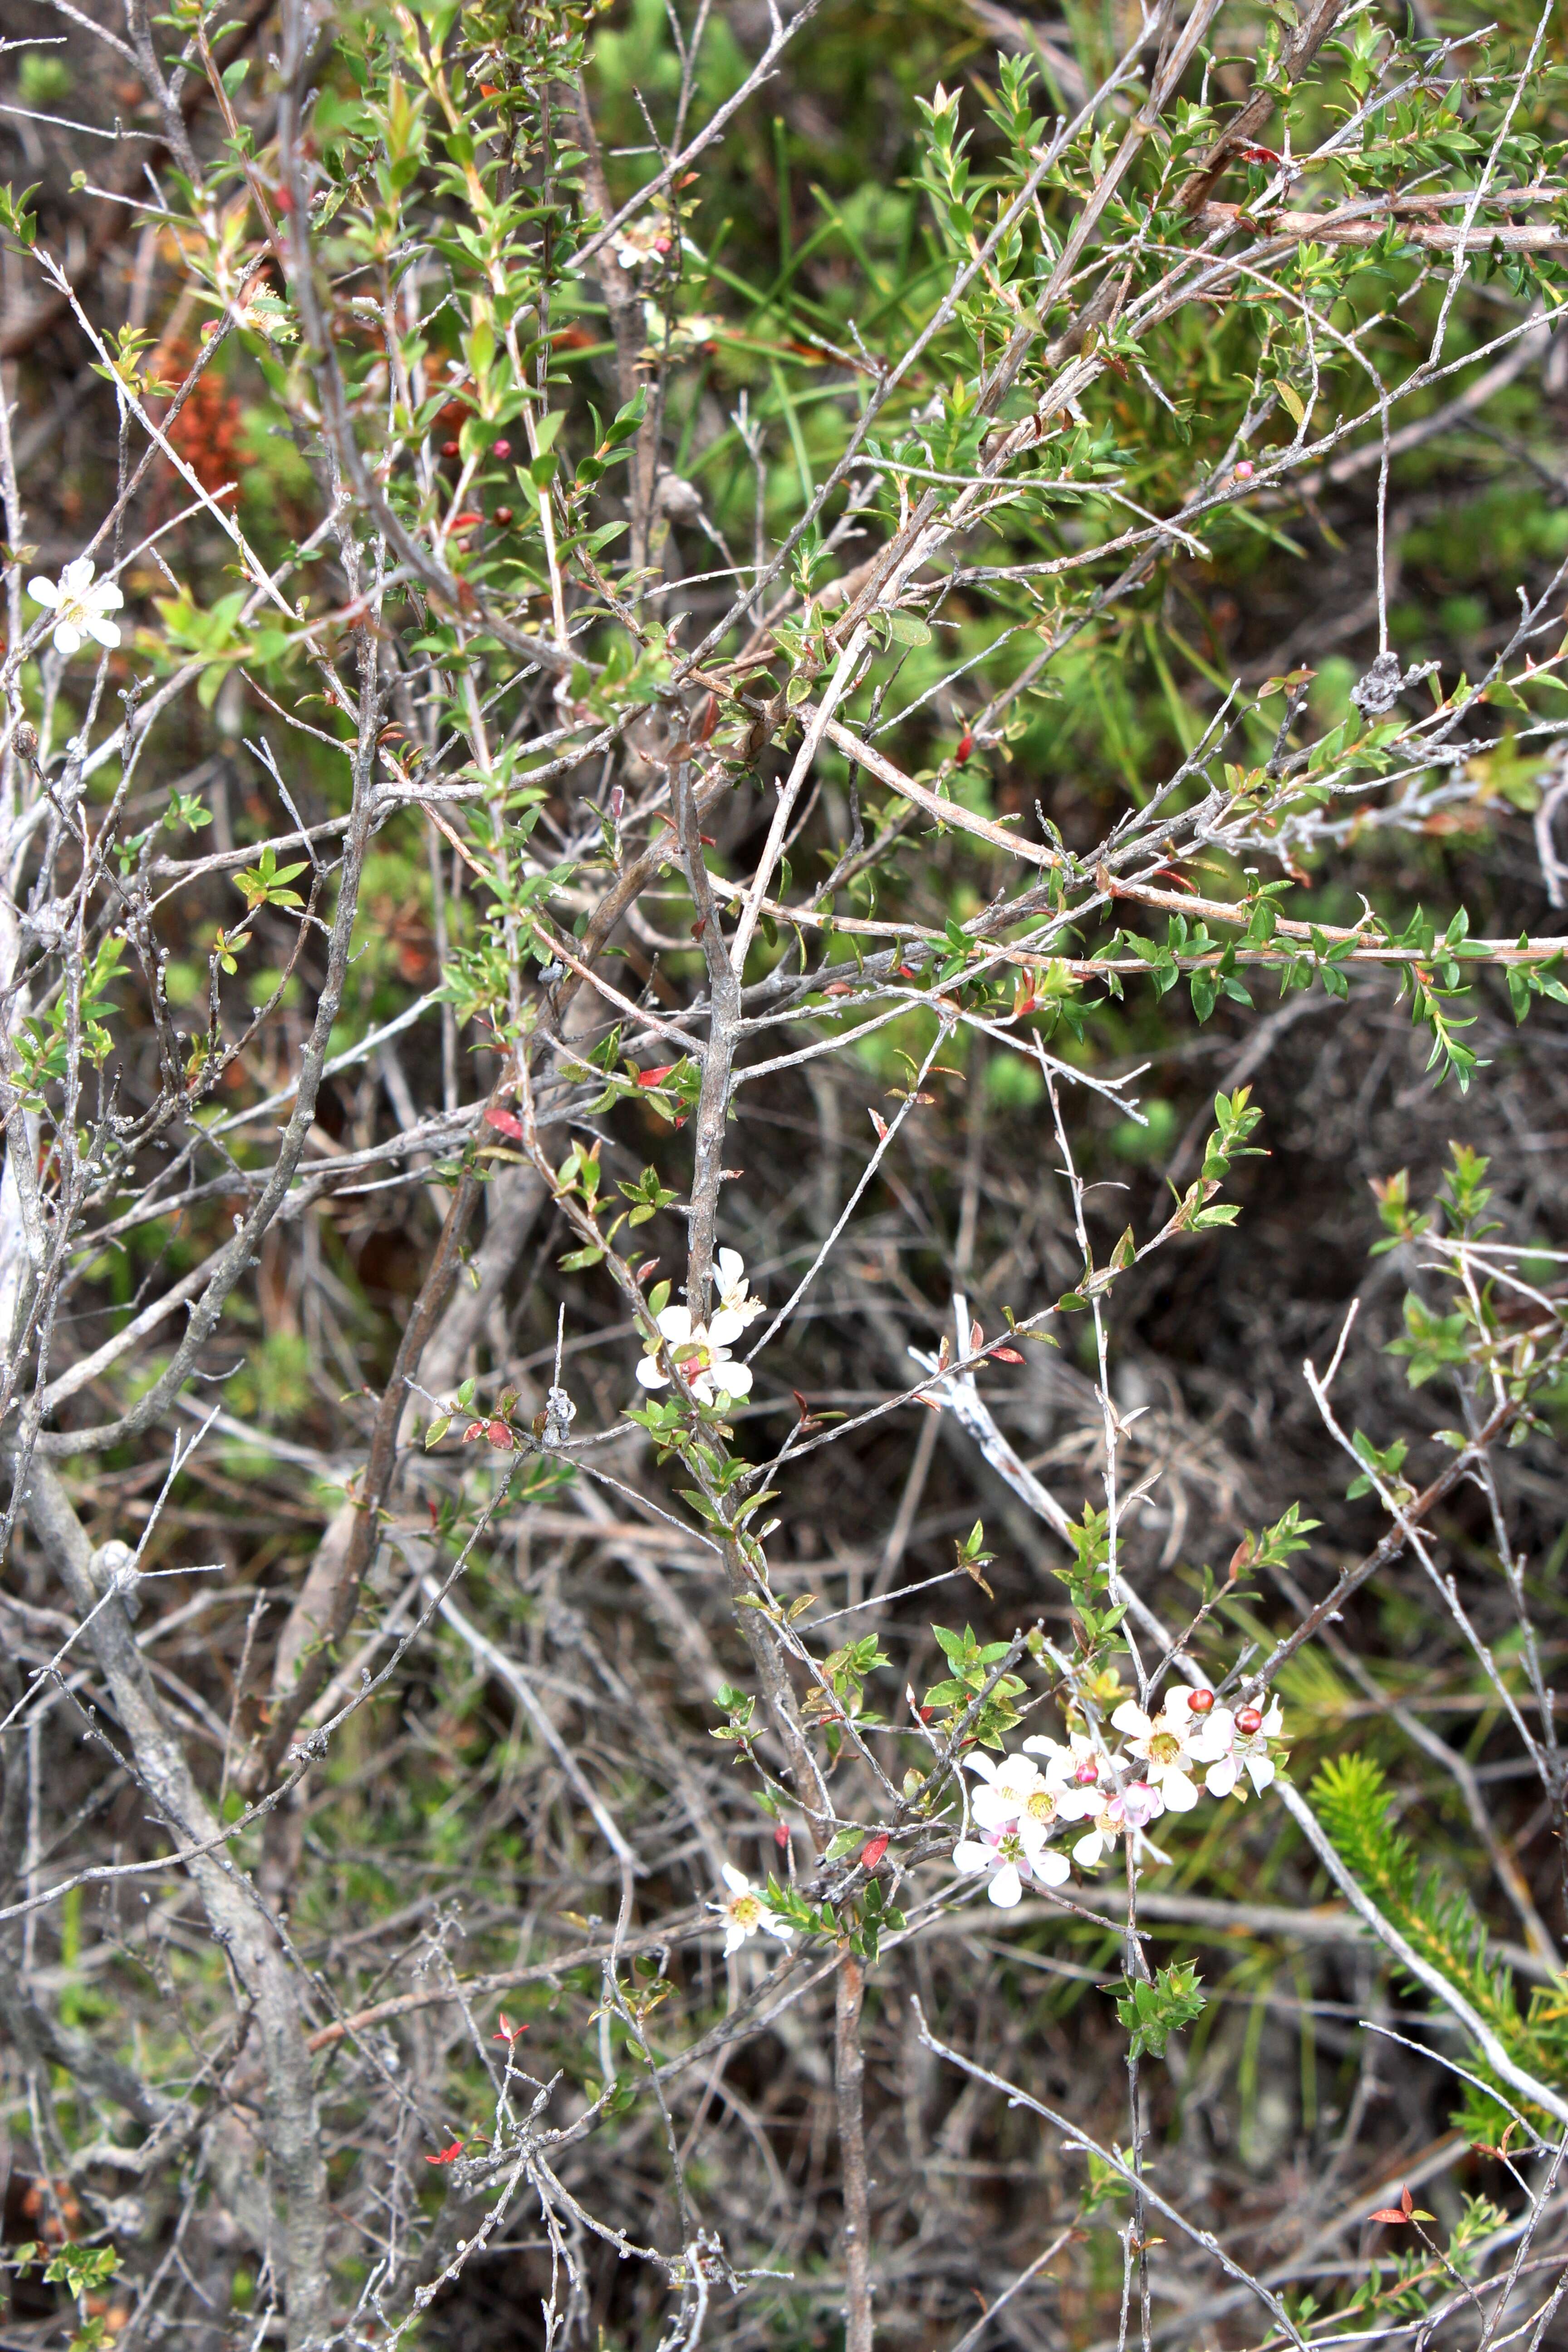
(441, 439, 461, 457)
(1236, 1705, 1264, 1736)
(493, 507, 514, 525)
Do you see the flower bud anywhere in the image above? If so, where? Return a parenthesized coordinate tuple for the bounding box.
(1236, 1705, 1263, 1736)
(441, 439, 461, 458)
(1233, 460, 1254, 480)
(493, 507, 514, 525)
(492, 437, 512, 460)
(1074, 1757, 1099, 1786)
(1189, 1688, 1215, 1715)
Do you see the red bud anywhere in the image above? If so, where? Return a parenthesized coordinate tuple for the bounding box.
(1189, 1688, 1215, 1715)
(441, 439, 461, 458)
(491, 438, 511, 460)
(1236, 1705, 1263, 1736)
(955, 732, 974, 763)
(493, 506, 514, 525)
(774, 1821, 790, 1849)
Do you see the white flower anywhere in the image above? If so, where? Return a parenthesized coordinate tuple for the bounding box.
(1070, 1780, 1163, 1870)
(953, 1820, 1068, 1907)
(713, 1248, 764, 1330)
(613, 219, 673, 274)
(1023, 1729, 1105, 1794)
(28, 558, 123, 658)
(715, 1863, 793, 1956)
(1111, 1687, 1230, 1813)
(968, 1747, 1075, 1852)
(1203, 1699, 1284, 1798)
(635, 1303, 754, 1404)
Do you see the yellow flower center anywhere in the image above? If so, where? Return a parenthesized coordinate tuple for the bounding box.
(1026, 1789, 1057, 1823)
(1148, 1731, 1181, 1766)
(730, 1894, 760, 1927)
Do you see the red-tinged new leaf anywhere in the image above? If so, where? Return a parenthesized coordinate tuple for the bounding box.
(869, 1110, 888, 1141)
(991, 1346, 1025, 1364)
(426, 2141, 465, 2165)
(860, 1833, 889, 1870)
(485, 1419, 514, 1450)
(461, 1421, 486, 1443)
(485, 1105, 524, 1139)
(774, 1820, 790, 1849)
(637, 1065, 677, 1088)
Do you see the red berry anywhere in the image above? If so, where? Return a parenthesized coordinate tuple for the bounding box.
(1236, 1705, 1264, 1736)
(493, 507, 514, 525)
(1189, 1688, 1215, 1715)
(441, 438, 461, 458)
(491, 437, 511, 460)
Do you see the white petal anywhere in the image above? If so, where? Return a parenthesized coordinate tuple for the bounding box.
(1035, 1847, 1071, 1886)
(1111, 1701, 1149, 1737)
(635, 1356, 669, 1389)
(1205, 1756, 1239, 1798)
(761, 1913, 793, 1941)
(707, 1306, 745, 1348)
(971, 1786, 1017, 1832)
(716, 1248, 744, 1287)
(61, 557, 95, 592)
(1205, 1709, 1236, 1744)
(1245, 1754, 1275, 1792)
(27, 577, 58, 608)
(85, 615, 121, 649)
(712, 1363, 753, 1400)
(1186, 1724, 1230, 1763)
(93, 581, 124, 611)
(1164, 1687, 1196, 1720)
(1073, 1831, 1106, 1867)
(987, 1863, 1024, 1907)
(52, 621, 83, 655)
(656, 1305, 693, 1343)
(1055, 1788, 1099, 1820)
(1262, 1702, 1284, 1735)
(720, 1862, 749, 1893)
(965, 1753, 1001, 1783)
(1161, 1769, 1200, 1813)
(952, 1840, 994, 1876)
(723, 1921, 746, 1954)
(1020, 1735, 1064, 1762)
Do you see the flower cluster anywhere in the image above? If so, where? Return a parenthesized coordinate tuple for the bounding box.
(953, 1686, 1285, 1908)
(636, 1248, 763, 1406)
